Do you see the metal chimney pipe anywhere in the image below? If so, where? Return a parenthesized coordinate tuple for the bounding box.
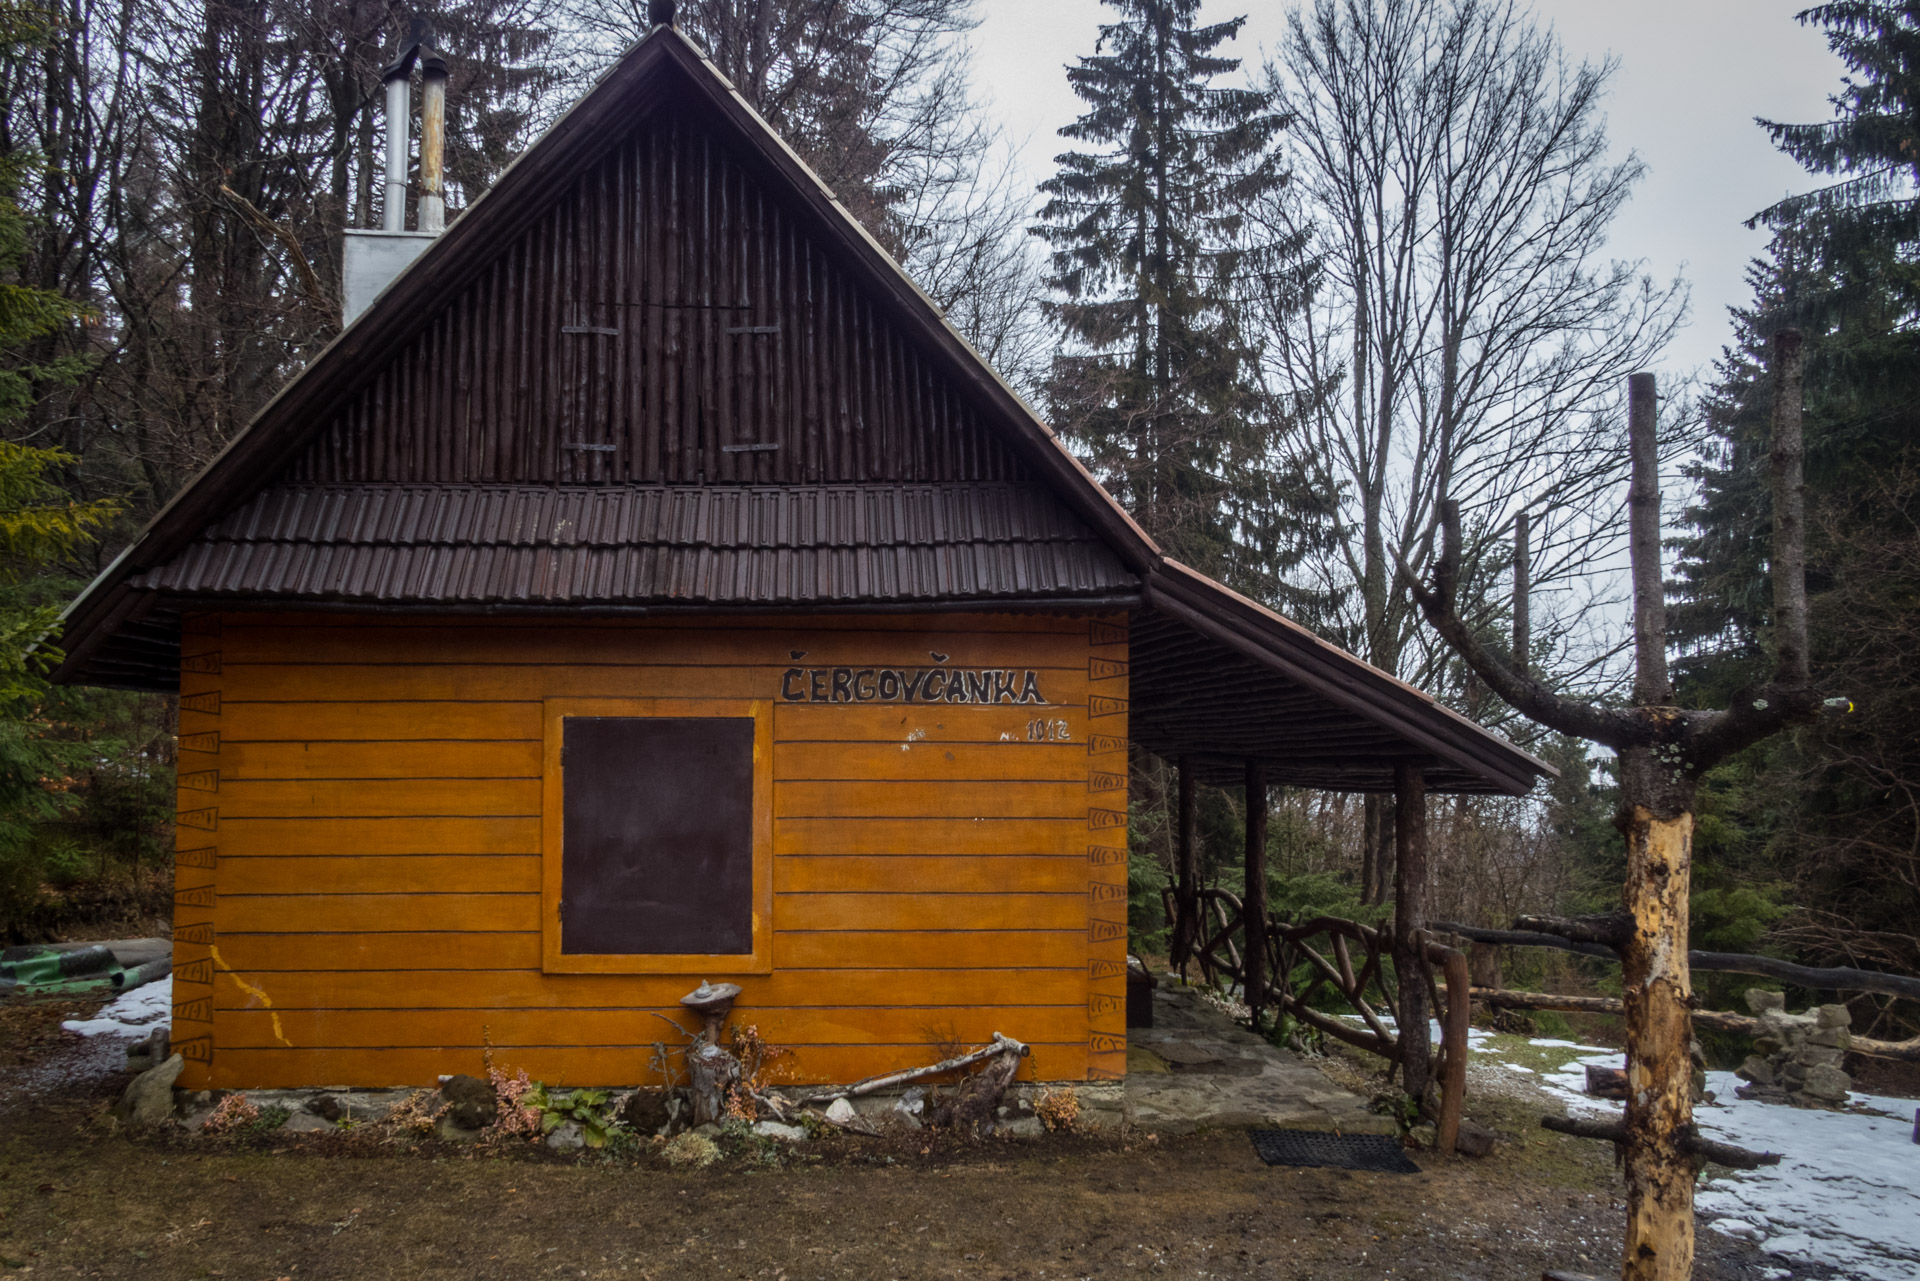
(418, 49, 448, 234)
(382, 67, 410, 231)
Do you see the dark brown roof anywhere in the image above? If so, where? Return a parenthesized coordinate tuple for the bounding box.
(131, 482, 1134, 607)
(49, 26, 1552, 796)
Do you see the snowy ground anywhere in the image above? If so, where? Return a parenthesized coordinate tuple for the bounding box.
(1476, 1031, 1920, 1281)
(59, 975, 171, 1039)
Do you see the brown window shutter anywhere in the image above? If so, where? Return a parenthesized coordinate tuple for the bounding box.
(559, 716, 754, 955)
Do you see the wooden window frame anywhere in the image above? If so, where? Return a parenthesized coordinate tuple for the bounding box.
(540, 697, 774, 975)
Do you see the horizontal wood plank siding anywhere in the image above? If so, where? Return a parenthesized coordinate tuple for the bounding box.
(177, 611, 1126, 1089)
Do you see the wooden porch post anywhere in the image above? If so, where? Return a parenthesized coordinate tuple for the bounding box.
(1393, 760, 1431, 1101)
(1172, 757, 1199, 977)
(1244, 759, 1268, 1031)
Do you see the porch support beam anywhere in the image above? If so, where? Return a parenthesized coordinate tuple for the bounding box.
(1244, 758, 1268, 1032)
(1172, 757, 1200, 977)
(1393, 760, 1432, 1101)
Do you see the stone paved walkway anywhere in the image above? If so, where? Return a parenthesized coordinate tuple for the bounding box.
(1124, 983, 1395, 1135)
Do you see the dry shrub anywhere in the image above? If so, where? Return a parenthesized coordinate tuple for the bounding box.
(485, 1066, 542, 1140)
(201, 1092, 260, 1134)
(387, 1089, 449, 1135)
(661, 1132, 720, 1168)
(1035, 1087, 1079, 1133)
(724, 1023, 790, 1120)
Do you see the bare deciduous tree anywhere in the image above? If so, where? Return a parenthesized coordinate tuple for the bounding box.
(1249, 0, 1687, 899)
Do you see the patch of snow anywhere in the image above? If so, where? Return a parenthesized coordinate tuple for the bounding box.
(60, 977, 171, 1039)
(1476, 1027, 1920, 1280)
(1692, 1069, 1920, 1281)
(1500, 1062, 1536, 1074)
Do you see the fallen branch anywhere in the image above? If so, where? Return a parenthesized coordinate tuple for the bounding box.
(789, 1033, 1030, 1106)
(1471, 987, 1920, 1061)
(1540, 1115, 1780, 1170)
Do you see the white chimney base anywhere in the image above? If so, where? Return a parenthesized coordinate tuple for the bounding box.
(342, 228, 436, 325)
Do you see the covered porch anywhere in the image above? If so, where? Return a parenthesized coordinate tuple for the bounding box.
(1126, 561, 1555, 1125)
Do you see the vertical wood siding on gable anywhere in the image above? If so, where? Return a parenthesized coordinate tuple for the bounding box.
(175, 611, 1127, 1089)
(285, 111, 1029, 489)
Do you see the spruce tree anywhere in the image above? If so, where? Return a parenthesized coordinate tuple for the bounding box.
(1035, 0, 1306, 591)
(1754, 2, 1920, 330)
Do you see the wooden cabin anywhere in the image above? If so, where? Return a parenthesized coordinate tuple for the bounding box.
(53, 27, 1550, 1092)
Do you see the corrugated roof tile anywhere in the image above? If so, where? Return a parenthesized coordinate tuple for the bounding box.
(133, 482, 1136, 607)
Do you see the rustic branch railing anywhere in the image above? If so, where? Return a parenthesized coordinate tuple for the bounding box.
(1165, 889, 1469, 1153)
(1433, 919, 1920, 1061)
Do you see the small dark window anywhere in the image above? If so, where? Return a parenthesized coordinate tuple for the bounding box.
(559, 717, 754, 955)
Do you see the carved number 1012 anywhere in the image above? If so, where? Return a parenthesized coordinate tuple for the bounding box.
(1028, 718, 1071, 742)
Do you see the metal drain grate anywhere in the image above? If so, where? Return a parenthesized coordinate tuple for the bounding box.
(1248, 1128, 1421, 1173)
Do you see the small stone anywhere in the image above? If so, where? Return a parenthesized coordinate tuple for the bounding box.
(752, 1120, 807, 1142)
(113, 1054, 185, 1129)
(439, 1074, 497, 1129)
(1453, 1119, 1498, 1157)
(1745, 988, 1787, 1016)
(434, 1115, 483, 1142)
(996, 1117, 1045, 1138)
(824, 1098, 859, 1127)
(693, 1123, 722, 1138)
(1793, 1044, 1845, 1069)
(308, 1093, 347, 1122)
(1806, 1026, 1851, 1049)
(1735, 1056, 1773, 1086)
(1751, 1037, 1781, 1057)
(545, 1121, 586, 1151)
(281, 1111, 335, 1133)
(1761, 1009, 1813, 1042)
(1815, 1003, 1852, 1029)
(1800, 1064, 1851, 1103)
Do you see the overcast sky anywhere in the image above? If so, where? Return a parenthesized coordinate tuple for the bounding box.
(969, 0, 1846, 379)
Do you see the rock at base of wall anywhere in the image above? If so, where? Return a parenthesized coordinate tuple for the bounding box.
(114, 1054, 186, 1128)
(439, 1074, 498, 1129)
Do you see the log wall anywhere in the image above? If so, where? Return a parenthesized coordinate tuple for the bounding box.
(169, 610, 1129, 1089)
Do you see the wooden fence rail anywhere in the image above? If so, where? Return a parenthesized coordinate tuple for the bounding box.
(1163, 889, 1469, 1152)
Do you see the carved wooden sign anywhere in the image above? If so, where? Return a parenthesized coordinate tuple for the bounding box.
(780, 664, 1048, 705)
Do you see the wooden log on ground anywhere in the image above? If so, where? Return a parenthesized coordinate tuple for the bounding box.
(1540, 1115, 1781, 1170)
(1586, 1065, 1629, 1100)
(789, 1034, 1030, 1105)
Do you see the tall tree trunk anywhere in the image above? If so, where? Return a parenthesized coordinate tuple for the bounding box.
(1617, 769, 1697, 1281)
(1617, 371, 1692, 1281)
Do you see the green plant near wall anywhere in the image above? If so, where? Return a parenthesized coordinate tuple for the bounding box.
(521, 1083, 620, 1149)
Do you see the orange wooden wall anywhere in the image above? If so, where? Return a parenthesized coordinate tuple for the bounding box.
(169, 611, 1129, 1089)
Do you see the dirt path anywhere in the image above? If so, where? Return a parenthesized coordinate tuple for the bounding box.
(0, 1000, 1788, 1281)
